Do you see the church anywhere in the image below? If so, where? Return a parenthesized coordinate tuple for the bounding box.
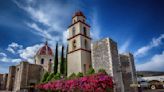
(0, 11, 138, 92)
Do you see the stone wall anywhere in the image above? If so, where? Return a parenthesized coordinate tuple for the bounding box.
(0, 73, 8, 90)
(8, 61, 45, 92)
(119, 53, 138, 92)
(6, 66, 16, 91)
(35, 55, 54, 72)
(0, 74, 3, 89)
(91, 38, 124, 92)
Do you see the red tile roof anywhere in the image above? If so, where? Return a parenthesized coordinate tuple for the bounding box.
(72, 11, 86, 18)
(37, 41, 54, 56)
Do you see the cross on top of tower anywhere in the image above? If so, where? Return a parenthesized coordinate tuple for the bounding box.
(45, 41, 48, 45)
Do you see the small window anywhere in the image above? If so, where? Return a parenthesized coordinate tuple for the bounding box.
(72, 40, 76, 50)
(83, 19, 85, 22)
(84, 39, 87, 49)
(41, 58, 44, 64)
(72, 27, 75, 36)
(74, 20, 76, 23)
(83, 27, 87, 36)
(49, 59, 52, 62)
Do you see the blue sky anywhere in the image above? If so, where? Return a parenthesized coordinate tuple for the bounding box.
(0, 0, 164, 73)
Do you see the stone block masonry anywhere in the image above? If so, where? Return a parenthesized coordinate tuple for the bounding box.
(119, 53, 138, 92)
(91, 38, 124, 92)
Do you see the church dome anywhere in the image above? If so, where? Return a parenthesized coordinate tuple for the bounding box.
(73, 11, 86, 18)
(37, 41, 54, 56)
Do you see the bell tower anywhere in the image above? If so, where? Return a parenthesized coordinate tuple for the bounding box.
(67, 11, 92, 76)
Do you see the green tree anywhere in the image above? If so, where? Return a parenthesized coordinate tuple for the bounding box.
(68, 73, 76, 79)
(60, 45, 64, 74)
(54, 42, 58, 74)
(86, 67, 95, 75)
(41, 72, 49, 83)
(53, 72, 61, 80)
(98, 68, 107, 74)
(64, 45, 68, 76)
(46, 73, 55, 82)
(77, 72, 83, 77)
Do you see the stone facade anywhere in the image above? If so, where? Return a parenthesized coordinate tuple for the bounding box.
(91, 38, 124, 92)
(0, 73, 8, 90)
(6, 61, 44, 92)
(0, 74, 3, 89)
(119, 53, 138, 92)
(6, 66, 16, 91)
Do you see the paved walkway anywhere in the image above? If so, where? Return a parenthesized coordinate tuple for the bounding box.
(143, 89, 164, 92)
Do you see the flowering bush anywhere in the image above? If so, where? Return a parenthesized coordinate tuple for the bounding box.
(36, 73, 113, 92)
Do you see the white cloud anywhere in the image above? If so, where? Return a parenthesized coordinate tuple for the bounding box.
(0, 52, 7, 57)
(0, 53, 21, 63)
(6, 42, 23, 54)
(119, 39, 131, 53)
(13, 0, 78, 46)
(90, 10, 101, 40)
(134, 34, 164, 57)
(1, 43, 46, 64)
(26, 22, 53, 40)
(62, 30, 68, 44)
(136, 51, 164, 71)
(19, 44, 43, 63)
(2, 42, 44, 63)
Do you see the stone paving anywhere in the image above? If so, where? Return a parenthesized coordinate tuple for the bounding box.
(143, 89, 164, 92)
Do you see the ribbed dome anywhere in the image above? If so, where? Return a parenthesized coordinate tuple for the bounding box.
(37, 41, 53, 56)
(73, 11, 86, 18)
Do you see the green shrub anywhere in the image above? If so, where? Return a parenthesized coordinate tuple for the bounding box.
(98, 68, 107, 74)
(69, 73, 76, 79)
(46, 73, 55, 82)
(77, 72, 83, 77)
(86, 67, 95, 75)
(53, 72, 61, 80)
(41, 72, 49, 83)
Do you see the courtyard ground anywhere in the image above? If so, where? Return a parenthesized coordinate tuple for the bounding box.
(143, 89, 164, 92)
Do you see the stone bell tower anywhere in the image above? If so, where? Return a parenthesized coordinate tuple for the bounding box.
(67, 11, 92, 76)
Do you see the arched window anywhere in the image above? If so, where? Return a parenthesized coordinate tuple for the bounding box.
(72, 40, 76, 50)
(83, 27, 87, 36)
(74, 20, 76, 23)
(49, 59, 52, 62)
(72, 27, 75, 36)
(17, 68, 19, 71)
(84, 39, 87, 49)
(41, 58, 44, 64)
(83, 19, 85, 22)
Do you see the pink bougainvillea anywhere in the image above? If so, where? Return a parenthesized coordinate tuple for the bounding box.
(36, 73, 113, 92)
